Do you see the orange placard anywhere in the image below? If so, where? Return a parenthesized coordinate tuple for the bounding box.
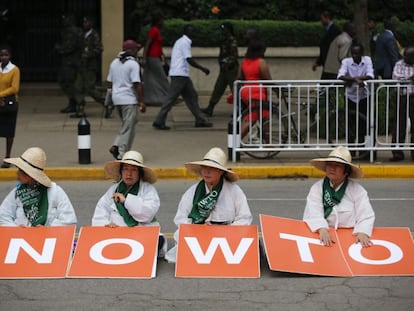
(0, 226, 76, 279)
(175, 224, 260, 278)
(260, 214, 352, 276)
(68, 226, 160, 278)
(337, 227, 414, 276)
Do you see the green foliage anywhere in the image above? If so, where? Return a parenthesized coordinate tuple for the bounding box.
(137, 18, 414, 48)
(138, 19, 323, 47)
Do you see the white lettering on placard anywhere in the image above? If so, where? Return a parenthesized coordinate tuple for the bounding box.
(89, 238, 144, 265)
(184, 237, 254, 264)
(348, 240, 403, 265)
(5, 238, 56, 264)
(279, 233, 321, 263)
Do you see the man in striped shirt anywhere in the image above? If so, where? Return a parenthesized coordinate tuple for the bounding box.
(390, 46, 414, 161)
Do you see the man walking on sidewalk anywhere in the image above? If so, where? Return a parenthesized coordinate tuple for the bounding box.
(153, 24, 212, 130)
(107, 40, 145, 160)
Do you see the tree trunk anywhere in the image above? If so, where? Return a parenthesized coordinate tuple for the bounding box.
(353, 0, 370, 55)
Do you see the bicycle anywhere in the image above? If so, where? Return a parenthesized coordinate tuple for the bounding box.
(239, 85, 369, 160)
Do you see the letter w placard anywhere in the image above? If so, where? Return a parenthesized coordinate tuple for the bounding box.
(175, 224, 259, 278)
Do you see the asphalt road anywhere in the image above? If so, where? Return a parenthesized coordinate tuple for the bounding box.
(0, 179, 413, 311)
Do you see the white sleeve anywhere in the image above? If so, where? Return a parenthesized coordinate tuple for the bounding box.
(174, 184, 197, 226)
(231, 185, 253, 225)
(92, 184, 117, 226)
(124, 182, 160, 223)
(303, 180, 329, 232)
(0, 188, 19, 226)
(350, 183, 375, 236)
(48, 184, 77, 226)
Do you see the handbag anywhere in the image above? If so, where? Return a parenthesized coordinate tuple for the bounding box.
(0, 94, 18, 114)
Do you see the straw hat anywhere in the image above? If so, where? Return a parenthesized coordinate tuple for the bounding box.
(310, 146, 364, 179)
(185, 147, 239, 182)
(104, 151, 157, 184)
(4, 147, 52, 187)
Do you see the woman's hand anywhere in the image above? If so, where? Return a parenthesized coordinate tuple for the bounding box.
(318, 228, 335, 246)
(112, 192, 126, 204)
(105, 223, 119, 228)
(356, 233, 373, 247)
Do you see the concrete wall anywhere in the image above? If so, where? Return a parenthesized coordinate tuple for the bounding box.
(138, 46, 322, 94)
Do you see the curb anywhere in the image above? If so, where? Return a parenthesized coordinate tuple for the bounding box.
(1, 165, 414, 181)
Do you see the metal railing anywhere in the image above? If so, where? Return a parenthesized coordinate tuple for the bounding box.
(230, 80, 413, 162)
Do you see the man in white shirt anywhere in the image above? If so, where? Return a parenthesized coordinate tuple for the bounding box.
(337, 43, 374, 157)
(153, 24, 212, 130)
(107, 40, 145, 160)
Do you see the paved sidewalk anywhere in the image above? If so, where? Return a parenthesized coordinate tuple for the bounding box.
(0, 83, 413, 180)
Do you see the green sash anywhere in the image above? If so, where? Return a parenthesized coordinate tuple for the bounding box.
(322, 176, 348, 218)
(16, 183, 49, 226)
(114, 181, 140, 227)
(188, 177, 224, 224)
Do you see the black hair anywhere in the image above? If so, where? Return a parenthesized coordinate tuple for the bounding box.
(0, 45, 12, 54)
(321, 11, 333, 19)
(344, 164, 352, 176)
(245, 40, 266, 59)
(119, 163, 144, 179)
(151, 13, 163, 26)
(83, 16, 95, 25)
(221, 22, 234, 36)
(351, 43, 364, 54)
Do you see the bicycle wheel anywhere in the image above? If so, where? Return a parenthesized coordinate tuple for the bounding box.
(327, 108, 369, 160)
(241, 103, 286, 159)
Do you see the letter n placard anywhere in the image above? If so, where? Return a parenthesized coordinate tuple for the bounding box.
(0, 226, 76, 279)
(68, 226, 160, 278)
(175, 224, 259, 278)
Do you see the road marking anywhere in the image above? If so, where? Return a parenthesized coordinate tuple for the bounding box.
(248, 198, 414, 201)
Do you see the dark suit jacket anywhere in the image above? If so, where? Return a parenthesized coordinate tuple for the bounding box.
(316, 23, 341, 67)
(374, 30, 400, 79)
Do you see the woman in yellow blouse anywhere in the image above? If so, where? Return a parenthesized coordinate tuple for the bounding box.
(0, 46, 20, 168)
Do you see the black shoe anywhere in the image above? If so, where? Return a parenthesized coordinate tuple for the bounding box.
(104, 105, 114, 119)
(1, 162, 11, 168)
(70, 112, 85, 118)
(60, 105, 76, 113)
(109, 145, 120, 160)
(152, 122, 170, 130)
(195, 121, 213, 128)
(389, 155, 404, 162)
(201, 107, 213, 117)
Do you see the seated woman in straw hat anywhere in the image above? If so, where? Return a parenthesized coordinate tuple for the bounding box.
(164, 147, 252, 263)
(0, 147, 77, 226)
(92, 150, 167, 257)
(303, 146, 375, 247)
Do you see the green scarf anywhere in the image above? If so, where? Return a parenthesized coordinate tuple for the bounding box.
(188, 177, 224, 224)
(322, 176, 348, 218)
(114, 181, 140, 227)
(16, 183, 49, 226)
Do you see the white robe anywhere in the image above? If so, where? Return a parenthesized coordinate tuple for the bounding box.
(92, 181, 160, 227)
(165, 179, 252, 263)
(303, 179, 375, 236)
(0, 182, 77, 227)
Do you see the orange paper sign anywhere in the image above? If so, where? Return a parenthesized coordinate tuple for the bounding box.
(175, 224, 260, 278)
(337, 227, 414, 276)
(260, 214, 414, 276)
(0, 226, 76, 279)
(260, 214, 352, 276)
(68, 226, 160, 278)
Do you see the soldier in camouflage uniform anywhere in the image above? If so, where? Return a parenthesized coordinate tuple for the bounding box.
(55, 13, 84, 115)
(76, 16, 111, 118)
(201, 22, 239, 117)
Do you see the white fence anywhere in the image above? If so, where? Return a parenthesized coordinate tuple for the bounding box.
(230, 80, 413, 162)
